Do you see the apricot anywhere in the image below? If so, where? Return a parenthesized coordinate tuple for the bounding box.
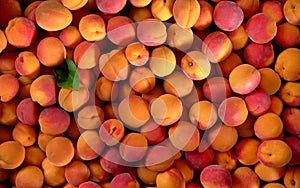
(87, 159, 110, 183)
(96, 0, 127, 14)
(282, 107, 300, 135)
(151, 0, 174, 21)
(129, 67, 156, 93)
(15, 51, 40, 79)
(149, 45, 176, 77)
(167, 23, 194, 52)
(78, 14, 106, 41)
(244, 42, 274, 68)
(229, 64, 261, 95)
(5, 17, 36, 48)
(193, 0, 213, 31)
(0, 0, 22, 27)
(136, 166, 158, 185)
(231, 167, 260, 188)
(99, 49, 130, 81)
(181, 50, 211, 80)
(73, 41, 101, 69)
(145, 145, 175, 172)
(234, 138, 260, 166)
(275, 48, 300, 81)
(0, 73, 19, 102)
(100, 147, 126, 174)
(110, 173, 139, 188)
(275, 22, 300, 48)
(129, 6, 153, 22)
(125, 42, 149, 66)
(235, 0, 260, 19)
(257, 139, 292, 168)
(77, 130, 105, 161)
(0, 52, 19, 76)
(213, 150, 238, 171)
(35, 0, 73, 31)
(15, 166, 44, 188)
(254, 112, 283, 140)
(268, 95, 284, 115)
(0, 30, 7, 53)
(245, 88, 271, 116)
(200, 164, 232, 188)
(119, 133, 148, 162)
(284, 136, 300, 165)
(218, 52, 243, 77)
(61, 0, 88, 10)
(0, 141, 25, 169)
(213, 1, 244, 31)
(42, 158, 66, 187)
(77, 105, 104, 129)
(203, 77, 232, 103)
(207, 123, 238, 152)
(140, 120, 166, 145)
(0, 98, 19, 126)
(78, 181, 101, 188)
(279, 82, 300, 107)
(12, 122, 37, 147)
(150, 93, 182, 126)
(46, 136, 74, 167)
(65, 160, 90, 186)
(227, 24, 249, 50)
(258, 68, 281, 95)
(284, 166, 300, 188)
(23, 145, 46, 166)
(156, 167, 185, 188)
(283, 0, 300, 25)
(172, 0, 200, 28)
(37, 132, 55, 152)
(260, 0, 284, 24)
(254, 162, 285, 182)
(59, 26, 83, 48)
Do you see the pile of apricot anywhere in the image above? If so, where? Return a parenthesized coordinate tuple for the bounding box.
(0, 0, 299, 187)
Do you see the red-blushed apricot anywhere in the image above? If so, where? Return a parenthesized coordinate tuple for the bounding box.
(35, 0, 72, 31)
(78, 14, 106, 41)
(284, 136, 300, 165)
(156, 167, 185, 188)
(0, 30, 7, 53)
(39, 106, 70, 136)
(257, 139, 292, 168)
(118, 95, 150, 129)
(100, 147, 126, 174)
(275, 48, 300, 81)
(0, 0, 22, 27)
(235, 0, 259, 19)
(151, 0, 174, 21)
(137, 18, 167, 46)
(0, 141, 25, 169)
(0, 73, 19, 102)
(227, 24, 249, 50)
(145, 145, 175, 172)
(59, 26, 83, 48)
(107, 16, 136, 46)
(163, 70, 194, 97)
(5, 17, 36, 48)
(229, 64, 261, 95)
(119, 133, 148, 162)
(234, 138, 260, 166)
(200, 164, 232, 188)
(189, 100, 217, 130)
(254, 112, 283, 140)
(125, 42, 149, 66)
(254, 162, 285, 182)
(0, 98, 19, 126)
(37, 132, 55, 152)
(169, 121, 200, 151)
(78, 181, 101, 188)
(136, 166, 158, 185)
(46, 136, 74, 167)
(181, 50, 211, 80)
(283, 0, 300, 25)
(129, 67, 156, 93)
(24, 1, 42, 22)
(203, 77, 232, 103)
(218, 97, 248, 127)
(260, 0, 284, 24)
(110, 173, 139, 188)
(232, 166, 260, 188)
(0, 52, 21, 76)
(245, 13, 277, 44)
(279, 82, 300, 107)
(37, 37, 66, 67)
(218, 52, 243, 77)
(149, 45, 176, 77)
(12, 122, 37, 147)
(140, 120, 166, 145)
(213, 150, 238, 171)
(23, 145, 46, 166)
(259, 68, 282, 95)
(213, 1, 244, 31)
(150, 93, 182, 126)
(73, 41, 101, 69)
(42, 158, 66, 187)
(58, 86, 90, 112)
(87, 159, 110, 183)
(193, 0, 213, 30)
(284, 166, 300, 188)
(77, 105, 104, 129)
(0, 126, 13, 143)
(172, 0, 200, 28)
(208, 123, 238, 152)
(99, 49, 130, 81)
(167, 23, 194, 52)
(282, 107, 300, 135)
(64, 160, 90, 186)
(61, 0, 88, 10)
(244, 42, 274, 68)
(275, 22, 300, 48)
(99, 119, 125, 146)
(129, 6, 153, 22)
(129, 0, 152, 7)
(77, 130, 105, 161)
(15, 166, 44, 188)
(268, 95, 283, 115)
(202, 31, 233, 63)
(245, 88, 271, 116)
(96, 0, 127, 14)
(15, 51, 40, 79)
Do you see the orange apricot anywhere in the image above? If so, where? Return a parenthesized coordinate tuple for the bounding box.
(172, 0, 200, 28)
(61, 0, 88, 10)
(234, 138, 260, 166)
(275, 48, 300, 81)
(15, 51, 40, 79)
(283, 0, 300, 25)
(15, 166, 44, 188)
(65, 160, 90, 186)
(254, 112, 283, 140)
(0, 73, 19, 102)
(129, 67, 156, 94)
(23, 145, 46, 167)
(254, 162, 286, 182)
(59, 26, 83, 48)
(99, 118, 125, 146)
(42, 158, 66, 187)
(0, 30, 7, 53)
(0, 141, 25, 169)
(77, 105, 104, 130)
(151, 0, 174, 21)
(12, 122, 37, 147)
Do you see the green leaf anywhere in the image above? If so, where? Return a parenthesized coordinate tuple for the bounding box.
(54, 59, 80, 90)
